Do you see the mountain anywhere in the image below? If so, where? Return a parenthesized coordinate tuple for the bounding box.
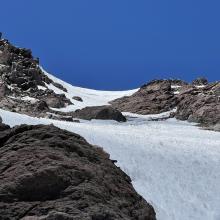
(0, 37, 220, 220)
(1, 37, 219, 130)
(110, 79, 220, 131)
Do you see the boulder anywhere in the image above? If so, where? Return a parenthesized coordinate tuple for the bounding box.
(35, 100, 49, 111)
(72, 96, 83, 102)
(0, 116, 10, 131)
(72, 106, 126, 122)
(0, 124, 155, 220)
(52, 82, 68, 92)
(44, 94, 72, 108)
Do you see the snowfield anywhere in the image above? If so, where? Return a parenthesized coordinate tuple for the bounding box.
(0, 70, 220, 220)
(42, 67, 138, 112)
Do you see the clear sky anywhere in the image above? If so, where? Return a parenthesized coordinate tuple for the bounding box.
(1, 0, 220, 90)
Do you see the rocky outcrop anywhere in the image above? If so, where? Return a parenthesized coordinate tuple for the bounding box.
(192, 77, 208, 86)
(110, 80, 180, 115)
(72, 96, 83, 102)
(0, 122, 155, 220)
(0, 116, 10, 131)
(0, 39, 72, 118)
(72, 106, 126, 122)
(110, 79, 219, 130)
(52, 82, 68, 92)
(175, 82, 220, 128)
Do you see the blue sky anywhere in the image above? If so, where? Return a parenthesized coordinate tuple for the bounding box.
(1, 0, 220, 90)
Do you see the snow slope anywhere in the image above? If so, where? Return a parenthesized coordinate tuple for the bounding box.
(1, 70, 220, 220)
(41, 67, 138, 112)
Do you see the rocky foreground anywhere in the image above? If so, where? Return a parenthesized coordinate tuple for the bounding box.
(0, 119, 156, 220)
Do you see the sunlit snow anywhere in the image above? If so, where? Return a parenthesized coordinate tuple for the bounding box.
(0, 69, 220, 220)
(41, 67, 138, 112)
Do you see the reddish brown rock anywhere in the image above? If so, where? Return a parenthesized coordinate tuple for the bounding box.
(110, 80, 179, 114)
(72, 105, 126, 122)
(0, 123, 156, 220)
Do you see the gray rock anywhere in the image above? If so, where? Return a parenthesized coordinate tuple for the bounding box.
(0, 116, 10, 131)
(22, 212, 74, 220)
(0, 81, 10, 99)
(0, 38, 72, 117)
(72, 96, 83, 102)
(175, 85, 220, 128)
(52, 82, 68, 92)
(192, 77, 208, 85)
(213, 123, 220, 132)
(43, 93, 72, 108)
(35, 100, 49, 111)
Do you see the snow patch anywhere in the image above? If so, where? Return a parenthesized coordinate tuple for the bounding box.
(196, 85, 206, 88)
(41, 67, 138, 112)
(171, 85, 182, 89)
(7, 96, 38, 104)
(37, 85, 47, 91)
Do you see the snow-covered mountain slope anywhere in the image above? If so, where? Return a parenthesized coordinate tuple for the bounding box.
(42, 68, 138, 112)
(1, 70, 220, 220)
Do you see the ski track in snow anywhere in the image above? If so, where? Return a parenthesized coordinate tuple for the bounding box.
(0, 69, 220, 220)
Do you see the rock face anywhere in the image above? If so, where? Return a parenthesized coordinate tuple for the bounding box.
(0, 122, 155, 220)
(110, 80, 180, 115)
(110, 79, 220, 130)
(175, 82, 220, 129)
(0, 39, 72, 119)
(72, 106, 127, 122)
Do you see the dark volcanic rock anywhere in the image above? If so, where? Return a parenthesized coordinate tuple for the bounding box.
(0, 124, 155, 220)
(72, 96, 83, 102)
(0, 116, 10, 131)
(52, 82, 68, 92)
(110, 80, 179, 115)
(0, 39, 72, 118)
(0, 39, 47, 89)
(72, 106, 126, 122)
